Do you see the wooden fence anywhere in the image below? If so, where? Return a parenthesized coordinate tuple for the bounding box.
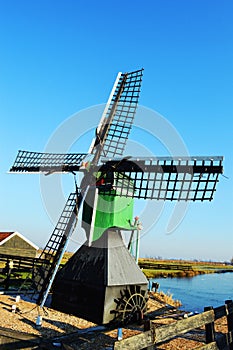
(114, 300, 233, 350)
(139, 262, 194, 271)
(0, 253, 50, 272)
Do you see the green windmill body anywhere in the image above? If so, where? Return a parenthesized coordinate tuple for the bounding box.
(82, 173, 135, 244)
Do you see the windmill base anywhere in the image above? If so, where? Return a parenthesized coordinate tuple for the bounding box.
(51, 229, 148, 324)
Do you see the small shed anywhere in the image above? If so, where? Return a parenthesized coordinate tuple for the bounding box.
(0, 231, 39, 258)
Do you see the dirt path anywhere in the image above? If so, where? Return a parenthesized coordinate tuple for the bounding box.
(0, 292, 228, 349)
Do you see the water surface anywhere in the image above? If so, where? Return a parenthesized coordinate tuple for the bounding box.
(152, 272, 233, 312)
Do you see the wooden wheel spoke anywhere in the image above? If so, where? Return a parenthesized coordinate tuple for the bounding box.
(130, 296, 137, 308)
(125, 299, 135, 310)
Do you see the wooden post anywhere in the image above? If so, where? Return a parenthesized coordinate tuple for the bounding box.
(225, 300, 233, 350)
(204, 306, 215, 344)
(144, 320, 151, 332)
(143, 320, 156, 350)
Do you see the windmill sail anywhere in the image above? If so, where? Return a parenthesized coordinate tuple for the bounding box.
(89, 69, 143, 162)
(10, 150, 87, 173)
(10, 69, 144, 174)
(97, 156, 223, 201)
(29, 192, 79, 306)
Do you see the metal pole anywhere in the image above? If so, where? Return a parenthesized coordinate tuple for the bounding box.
(135, 217, 141, 265)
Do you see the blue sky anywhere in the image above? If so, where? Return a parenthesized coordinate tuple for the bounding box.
(0, 0, 232, 261)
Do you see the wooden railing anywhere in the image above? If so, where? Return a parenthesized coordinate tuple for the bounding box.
(114, 300, 233, 350)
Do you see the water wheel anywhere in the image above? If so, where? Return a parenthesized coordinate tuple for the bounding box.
(111, 285, 148, 325)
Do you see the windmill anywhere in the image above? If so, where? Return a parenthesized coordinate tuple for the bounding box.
(10, 69, 223, 324)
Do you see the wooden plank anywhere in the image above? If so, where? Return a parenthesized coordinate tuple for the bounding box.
(216, 331, 233, 349)
(0, 326, 57, 349)
(115, 311, 215, 349)
(214, 305, 227, 320)
(0, 326, 41, 342)
(212, 302, 233, 327)
(154, 310, 215, 343)
(114, 304, 233, 350)
(114, 330, 154, 350)
(0, 338, 39, 349)
(195, 342, 219, 350)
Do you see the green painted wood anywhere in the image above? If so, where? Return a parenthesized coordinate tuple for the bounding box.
(83, 190, 134, 243)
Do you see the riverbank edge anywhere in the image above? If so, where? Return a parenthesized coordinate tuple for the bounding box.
(139, 258, 233, 278)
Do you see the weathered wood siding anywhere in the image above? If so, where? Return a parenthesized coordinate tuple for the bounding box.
(0, 236, 37, 258)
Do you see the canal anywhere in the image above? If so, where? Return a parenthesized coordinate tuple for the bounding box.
(152, 272, 233, 312)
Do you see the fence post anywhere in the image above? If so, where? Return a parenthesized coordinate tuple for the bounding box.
(225, 300, 233, 350)
(204, 306, 215, 344)
(32, 259, 35, 279)
(143, 320, 156, 350)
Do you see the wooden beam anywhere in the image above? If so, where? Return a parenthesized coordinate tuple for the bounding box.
(0, 326, 40, 342)
(114, 330, 154, 350)
(195, 342, 219, 350)
(154, 310, 214, 343)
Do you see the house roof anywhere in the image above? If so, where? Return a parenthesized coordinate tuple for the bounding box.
(0, 232, 14, 243)
(0, 231, 39, 250)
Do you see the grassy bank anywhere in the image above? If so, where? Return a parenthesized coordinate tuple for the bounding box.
(139, 258, 233, 278)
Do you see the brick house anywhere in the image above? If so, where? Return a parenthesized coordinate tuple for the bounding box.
(0, 231, 39, 258)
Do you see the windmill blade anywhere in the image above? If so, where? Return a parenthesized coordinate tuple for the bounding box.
(96, 156, 223, 201)
(29, 192, 80, 306)
(10, 150, 88, 173)
(89, 69, 143, 163)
